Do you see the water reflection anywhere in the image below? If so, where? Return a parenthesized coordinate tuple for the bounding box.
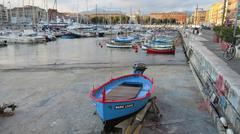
(0, 37, 186, 68)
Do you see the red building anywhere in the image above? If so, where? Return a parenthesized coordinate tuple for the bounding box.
(149, 12, 187, 24)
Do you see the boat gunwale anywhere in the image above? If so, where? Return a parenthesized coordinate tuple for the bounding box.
(147, 48, 175, 54)
(89, 74, 154, 103)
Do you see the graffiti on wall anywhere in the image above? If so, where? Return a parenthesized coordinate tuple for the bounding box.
(216, 74, 229, 96)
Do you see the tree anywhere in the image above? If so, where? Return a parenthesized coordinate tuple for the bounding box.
(170, 18, 176, 24)
(136, 15, 141, 24)
(213, 26, 240, 43)
(91, 17, 98, 24)
(143, 16, 150, 24)
(151, 18, 157, 24)
(163, 19, 168, 24)
(121, 16, 130, 24)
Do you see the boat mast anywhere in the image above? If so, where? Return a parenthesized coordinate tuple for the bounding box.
(45, 0, 49, 24)
(120, 8, 122, 25)
(77, 0, 79, 23)
(32, 0, 36, 26)
(86, 0, 88, 24)
(16, 1, 19, 23)
(95, 3, 97, 29)
(22, 0, 25, 23)
(53, 0, 57, 22)
(8, 0, 12, 24)
(110, 2, 112, 40)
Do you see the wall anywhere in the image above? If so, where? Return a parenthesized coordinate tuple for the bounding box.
(181, 30, 240, 133)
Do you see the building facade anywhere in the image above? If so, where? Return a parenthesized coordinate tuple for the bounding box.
(48, 9, 66, 22)
(206, 1, 226, 26)
(226, 0, 239, 25)
(0, 4, 8, 25)
(81, 9, 126, 19)
(149, 12, 187, 24)
(81, 9, 128, 24)
(10, 5, 47, 24)
(192, 8, 207, 25)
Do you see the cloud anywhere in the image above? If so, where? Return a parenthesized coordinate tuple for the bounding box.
(3, 0, 222, 13)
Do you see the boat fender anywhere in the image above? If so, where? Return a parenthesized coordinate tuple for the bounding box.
(220, 117, 227, 127)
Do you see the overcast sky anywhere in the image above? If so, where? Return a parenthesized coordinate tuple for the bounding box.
(2, 0, 222, 13)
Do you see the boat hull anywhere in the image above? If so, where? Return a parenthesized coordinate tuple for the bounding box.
(95, 97, 149, 122)
(106, 43, 132, 48)
(90, 74, 154, 125)
(147, 48, 175, 54)
(61, 33, 81, 39)
(103, 102, 147, 131)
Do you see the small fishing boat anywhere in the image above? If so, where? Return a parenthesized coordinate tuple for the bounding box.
(114, 36, 134, 43)
(106, 42, 133, 48)
(106, 36, 135, 48)
(90, 64, 154, 128)
(147, 47, 175, 54)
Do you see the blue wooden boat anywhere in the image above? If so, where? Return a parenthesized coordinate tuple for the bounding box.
(114, 36, 134, 43)
(90, 64, 154, 127)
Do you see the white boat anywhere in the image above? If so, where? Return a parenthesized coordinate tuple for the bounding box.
(0, 32, 46, 44)
(106, 43, 132, 48)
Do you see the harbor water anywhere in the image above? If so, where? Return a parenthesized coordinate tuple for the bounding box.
(0, 37, 186, 69)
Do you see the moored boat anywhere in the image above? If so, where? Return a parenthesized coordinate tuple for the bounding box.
(61, 31, 81, 39)
(90, 64, 154, 127)
(106, 42, 133, 48)
(106, 36, 134, 48)
(147, 47, 175, 54)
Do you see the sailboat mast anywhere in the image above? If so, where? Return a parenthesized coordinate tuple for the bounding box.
(8, 0, 12, 23)
(86, 0, 88, 24)
(32, 0, 36, 26)
(45, 0, 49, 24)
(56, 0, 57, 13)
(77, 0, 79, 23)
(120, 8, 122, 25)
(110, 2, 112, 40)
(96, 3, 98, 27)
(22, 0, 25, 22)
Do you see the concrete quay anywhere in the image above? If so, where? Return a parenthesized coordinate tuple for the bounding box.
(182, 29, 240, 134)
